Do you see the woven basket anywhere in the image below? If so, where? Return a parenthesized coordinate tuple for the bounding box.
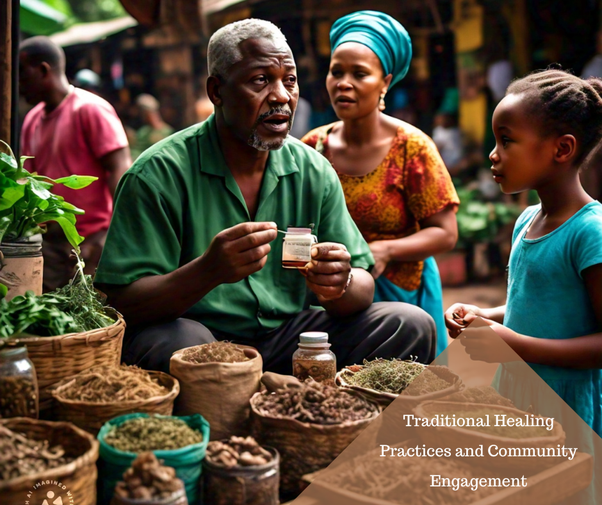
(336, 364, 464, 410)
(51, 370, 180, 435)
(249, 390, 380, 495)
(5, 309, 125, 412)
(413, 401, 567, 471)
(0, 417, 99, 505)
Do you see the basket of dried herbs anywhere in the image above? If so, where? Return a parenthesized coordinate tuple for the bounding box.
(170, 342, 262, 441)
(1, 267, 125, 413)
(51, 365, 180, 435)
(97, 413, 209, 505)
(250, 378, 380, 495)
(0, 417, 99, 505)
(413, 401, 566, 471)
(336, 359, 463, 409)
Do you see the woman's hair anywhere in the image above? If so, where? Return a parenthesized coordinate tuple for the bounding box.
(506, 69, 602, 164)
(207, 19, 288, 79)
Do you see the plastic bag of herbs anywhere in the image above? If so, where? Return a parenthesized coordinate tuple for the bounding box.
(170, 342, 262, 441)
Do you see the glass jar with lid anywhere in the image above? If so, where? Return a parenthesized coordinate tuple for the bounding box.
(292, 332, 336, 384)
(0, 346, 39, 418)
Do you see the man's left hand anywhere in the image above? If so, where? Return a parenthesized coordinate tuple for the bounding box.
(302, 242, 351, 302)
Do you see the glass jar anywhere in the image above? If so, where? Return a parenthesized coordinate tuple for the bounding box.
(292, 332, 336, 384)
(282, 227, 318, 269)
(0, 346, 39, 418)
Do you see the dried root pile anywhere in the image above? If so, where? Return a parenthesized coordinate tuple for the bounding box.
(104, 416, 204, 453)
(114, 452, 184, 500)
(345, 358, 426, 394)
(181, 342, 248, 364)
(0, 376, 38, 418)
(206, 436, 273, 468)
(323, 447, 499, 505)
(445, 386, 515, 408)
(0, 425, 71, 480)
(404, 369, 451, 396)
(254, 379, 377, 424)
(55, 364, 168, 403)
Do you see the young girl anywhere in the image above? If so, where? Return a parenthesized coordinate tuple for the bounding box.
(445, 69, 602, 437)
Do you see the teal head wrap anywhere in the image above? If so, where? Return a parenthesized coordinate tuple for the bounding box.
(330, 10, 412, 88)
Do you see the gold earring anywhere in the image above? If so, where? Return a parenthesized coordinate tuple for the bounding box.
(379, 93, 386, 111)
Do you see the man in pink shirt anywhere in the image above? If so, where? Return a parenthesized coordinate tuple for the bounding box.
(19, 36, 131, 291)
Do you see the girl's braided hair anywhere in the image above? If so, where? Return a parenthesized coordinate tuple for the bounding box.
(506, 69, 602, 164)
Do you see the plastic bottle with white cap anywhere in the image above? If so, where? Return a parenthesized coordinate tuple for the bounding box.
(292, 331, 337, 384)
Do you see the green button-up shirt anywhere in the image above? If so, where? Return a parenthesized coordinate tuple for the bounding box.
(95, 115, 374, 338)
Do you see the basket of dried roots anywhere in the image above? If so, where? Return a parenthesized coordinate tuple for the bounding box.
(336, 359, 463, 409)
(0, 417, 99, 505)
(170, 342, 262, 440)
(250, 379, 380, 495)
(51, 364, 179, 434)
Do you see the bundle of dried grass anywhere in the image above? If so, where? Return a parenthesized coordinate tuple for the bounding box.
(55, 364, 168, 403)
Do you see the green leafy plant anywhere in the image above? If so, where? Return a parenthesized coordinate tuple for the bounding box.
(0, 140, 97, 251)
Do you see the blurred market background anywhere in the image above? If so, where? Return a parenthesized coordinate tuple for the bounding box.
(2, 0, 601, 294)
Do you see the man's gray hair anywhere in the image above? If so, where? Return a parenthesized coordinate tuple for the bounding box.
(207, 19, 288, 78)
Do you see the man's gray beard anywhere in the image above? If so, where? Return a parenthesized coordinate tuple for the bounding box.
(247, 107, 292, 151)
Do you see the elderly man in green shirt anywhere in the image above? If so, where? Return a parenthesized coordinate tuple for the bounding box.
(94, 19, 436, 374)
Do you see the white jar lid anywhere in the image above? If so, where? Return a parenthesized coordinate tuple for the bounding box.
(299, 332, 329, 344)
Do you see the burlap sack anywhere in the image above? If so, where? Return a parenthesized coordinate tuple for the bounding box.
(170, 345, 262, 440)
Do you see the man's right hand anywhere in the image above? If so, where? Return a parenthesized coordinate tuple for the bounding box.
(203, 222, 277, 284)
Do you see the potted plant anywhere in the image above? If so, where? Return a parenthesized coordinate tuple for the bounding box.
(0, 140, 96, 299)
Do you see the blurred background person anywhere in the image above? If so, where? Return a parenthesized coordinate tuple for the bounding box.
(19, 36, 131, 291)
(303, 11, 459, 357)
(72, 68, 101, 95)
(131, 93, 174, 159)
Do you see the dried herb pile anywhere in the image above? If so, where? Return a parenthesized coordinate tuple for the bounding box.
(0, 376, 38, 418)
(55, 364, 168, 403)
(345, 359, 426, 394)
(104, 416, 204, 453)
(254, 379, 378, 424)
(322, 446, 499, 505)
(404, 369, 451, 396)
(423, 407, 552, 438)
(181, 342, 248, 364)
(0, 425, 71, 480)
(114, 452, 184, 500)
(207, 436, 273, 467)
(445, 386, 515, 408)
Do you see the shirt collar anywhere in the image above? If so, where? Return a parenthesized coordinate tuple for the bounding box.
(198, 114, 300, 178)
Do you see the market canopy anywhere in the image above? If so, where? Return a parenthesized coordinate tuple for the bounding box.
(49, 16, 138, 47)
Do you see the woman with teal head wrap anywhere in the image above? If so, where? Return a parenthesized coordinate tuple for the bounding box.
(302, 11, 460, 360)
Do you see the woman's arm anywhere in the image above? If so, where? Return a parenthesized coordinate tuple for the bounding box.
(369, 205, 458, 278)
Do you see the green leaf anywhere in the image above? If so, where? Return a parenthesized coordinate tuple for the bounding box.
(59, 201, 85, 214)
(0, 283, 7, 299)
(54, 175, 98, 189)
(36, 211, 83, 251)
(29, 178, 53, 200)
(0, 174, 26, 211)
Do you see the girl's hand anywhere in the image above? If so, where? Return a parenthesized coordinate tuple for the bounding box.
(369, 241, 391, 279)
(461, 319, 522, 363)
(444, 303, 484, 338)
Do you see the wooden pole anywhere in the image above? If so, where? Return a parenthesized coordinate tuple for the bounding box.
(0, 0, 12, 145)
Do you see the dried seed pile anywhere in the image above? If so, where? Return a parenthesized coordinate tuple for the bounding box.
(445, 386, 515, 408)
(293, 359, 336, 384)
(104, 416, 204, 453)
(254, 379, 377, 424)
(345, 358, 426, 394)
(0, 376, 38, 418)
(114, 452, 184, 500)
(181, 342, 249, 364)
(404, 370, 451, 396)
(322, 446, 499, 505)
(423, 407, 552, 438)
(0, 425, 71, 480)
(56, 364, 168, 403)
(207, 436, 273, 467)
